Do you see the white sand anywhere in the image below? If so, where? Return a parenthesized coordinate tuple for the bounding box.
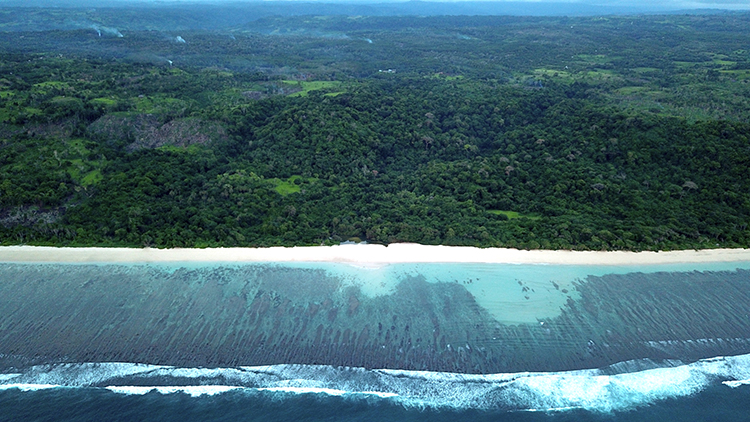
(0, 244, 749, 265)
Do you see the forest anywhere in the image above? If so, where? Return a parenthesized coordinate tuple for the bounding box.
(1, 7, 749, 250)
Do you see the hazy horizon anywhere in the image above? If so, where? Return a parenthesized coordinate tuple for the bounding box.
(1, 0, 748, 12)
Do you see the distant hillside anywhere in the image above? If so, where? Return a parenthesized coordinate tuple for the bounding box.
(1, 13, 750, 250)
(0, 1, 706, 34)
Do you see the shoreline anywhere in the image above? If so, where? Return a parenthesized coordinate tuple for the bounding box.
(1, 244, 750, 265)
(1, 251, 749, 373)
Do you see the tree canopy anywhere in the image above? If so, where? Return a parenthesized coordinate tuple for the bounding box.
(1, 12, 750, 250)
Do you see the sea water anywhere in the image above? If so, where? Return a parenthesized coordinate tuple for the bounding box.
(303, 260, 750, 324)
(2, 260, 750, 421)
(1, 357, 750, 421)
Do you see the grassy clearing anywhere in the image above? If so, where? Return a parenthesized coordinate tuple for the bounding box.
(31, 81, 71, 94)
(487, 210, 540, 220)
(673, 61, 699, 68)
(531, 68, 621, 84)
(90, 97, 118, 106)
(272, 179, 300, 195)
(269, 175, 318, 195)
(207, 87, 266, 105)
(615, 86, 650, 95)
(81, 169, 102, 186)
(720, 69, 750, 79)
(168, 68, 188, 76)
(67, 138, 91, 155)
(282, 80, 342, 97)
(66, 159, 87, 182)
(713, 59, 736, 66)
(632, 67, 660, 73)
(64, 139, 105, 187)
(433, 73, 464, 81)
(132, 95, 189, 114)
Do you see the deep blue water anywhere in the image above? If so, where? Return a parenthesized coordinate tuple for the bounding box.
(1, 358, 750, 422)
(1, 380, 749, 422)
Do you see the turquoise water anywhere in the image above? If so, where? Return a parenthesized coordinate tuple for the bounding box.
(57, 259, 750, 325)
(254, 260, 750, 324)
(2, 260, 750, 420)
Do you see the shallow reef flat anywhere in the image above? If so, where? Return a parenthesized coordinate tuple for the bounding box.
(1, 261, 749, 373)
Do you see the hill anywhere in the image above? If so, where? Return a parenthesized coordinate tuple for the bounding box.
(1, 12, 749, 250)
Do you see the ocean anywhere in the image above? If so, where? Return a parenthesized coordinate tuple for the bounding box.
(1, 260, 750, 421)
(2, 358, 750, 421)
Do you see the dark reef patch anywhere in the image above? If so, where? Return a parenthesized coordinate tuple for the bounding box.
(0, 264, 749, 373)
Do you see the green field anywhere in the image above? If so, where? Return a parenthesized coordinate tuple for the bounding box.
(282, 80, 343, 97)
(487, 210, 541, 220)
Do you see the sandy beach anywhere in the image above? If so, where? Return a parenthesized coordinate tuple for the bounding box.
(0, 244, 749, 265)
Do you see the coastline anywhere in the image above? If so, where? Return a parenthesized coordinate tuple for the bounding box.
(2, 244, 750, 374)
(0, 244, 749, 265)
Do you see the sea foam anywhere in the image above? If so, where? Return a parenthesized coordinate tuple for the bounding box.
(723, 379, 750, 388)
(0, 384, 61, 391)
(2, 353, 750, 412)
(105, 385, 242, 397)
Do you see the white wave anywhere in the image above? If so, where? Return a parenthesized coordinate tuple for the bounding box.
(0, 383, 61, 391)
(376, 367, 599, 382)
(3, 353, 750, 412)
(360, 391, 399, 398)
(257, 386, 398, 398)
(258, 386, 348, 396)
(106, 385, 241, 397)
(146, 366, 252, 381)
(378, 354, 750, 411)
(521, 406, 582, 412)
(723, 379, 750, 388)
(9, 362, 168, 387)
(105, 384, 398, 399)
(499, 365, 707, 413)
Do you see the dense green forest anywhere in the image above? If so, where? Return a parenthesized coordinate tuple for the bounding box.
(1, 9, 750, 250)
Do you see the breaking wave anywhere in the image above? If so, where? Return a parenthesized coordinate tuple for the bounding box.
(2, 353, 750, 413)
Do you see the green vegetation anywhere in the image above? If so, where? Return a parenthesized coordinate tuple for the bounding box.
(1, 12, 750, 250)
(132, 96, 191, 115)
(282, 80, 343, 97)
(270, 176, 316, 196)
(487, 211, 540, 221)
